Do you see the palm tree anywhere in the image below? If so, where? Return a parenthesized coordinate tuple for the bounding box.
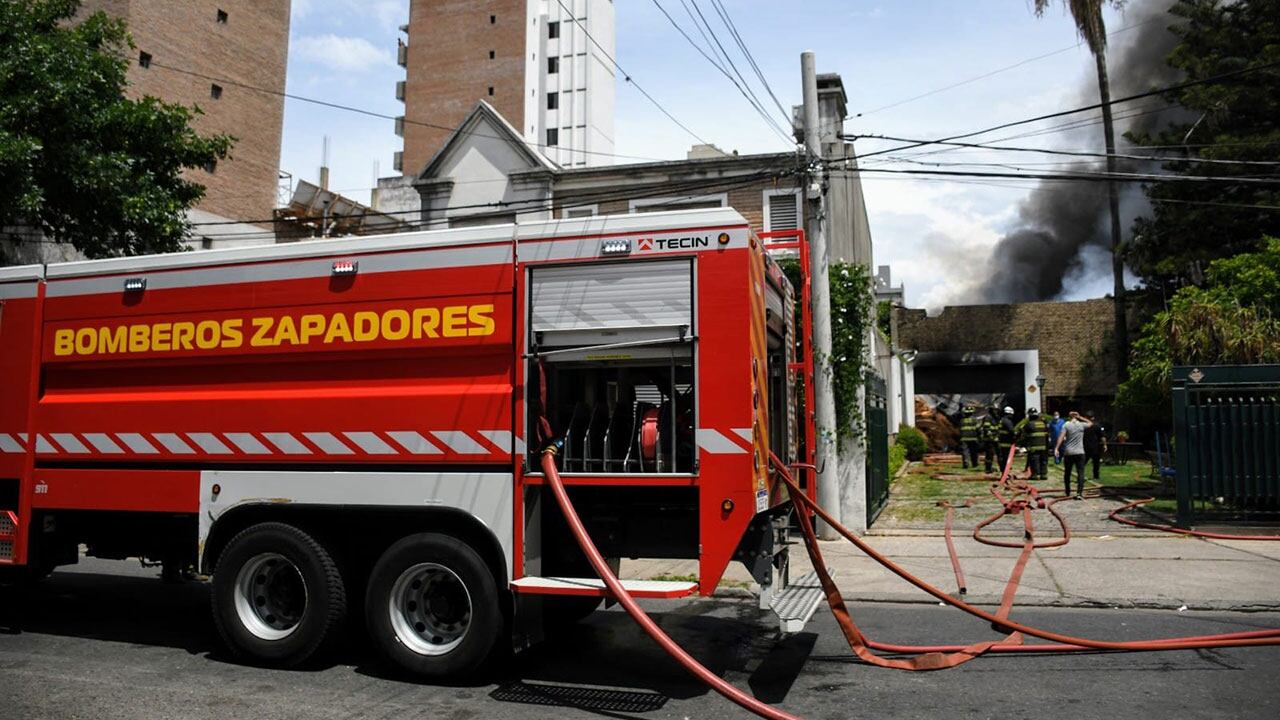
(1034, 0, 1129, 381)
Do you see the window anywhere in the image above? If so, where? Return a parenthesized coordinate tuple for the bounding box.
(546, 128, 559, 146)
(564, 206, 595, 218)
(210, 84, 223, 99)
(487, 86, 494, 96)
(488, 50, 495, 59)
(216, 9, 227, 23)
(138, 51, 151, 68)
(203, 159, 218, 174)
(547, 21, 559, 39)
(548, 56, 559, 74)
(764, 191, 801, 231)
(489, 14, 495, 24)
(546, 92, 558, 110)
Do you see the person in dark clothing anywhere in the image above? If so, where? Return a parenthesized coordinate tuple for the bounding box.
(1082, 410, 1107, 480)
(959, 406, 980, 470)
(980, 405, 999, 473)
(996, 406, 1016, 477)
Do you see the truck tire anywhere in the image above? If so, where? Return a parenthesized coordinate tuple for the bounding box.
(211, 522, 347, 667)
(365, 532, 501, 678)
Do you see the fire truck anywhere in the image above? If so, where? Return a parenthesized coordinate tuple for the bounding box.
(0, 208, 817, 677)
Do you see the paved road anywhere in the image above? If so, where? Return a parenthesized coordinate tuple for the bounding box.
(3, 558, 1279, 719)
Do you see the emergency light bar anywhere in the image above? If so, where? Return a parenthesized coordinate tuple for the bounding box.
(331, 260, 359, 276)
(599, 239, 631, 256)
(123, 277, 146, 292)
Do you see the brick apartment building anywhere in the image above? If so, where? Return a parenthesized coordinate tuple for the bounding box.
(78, 0, 290, 238)
(395, 0, 616, 176)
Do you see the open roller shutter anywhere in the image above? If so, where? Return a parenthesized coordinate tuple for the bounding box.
(530, 259, 692, 346)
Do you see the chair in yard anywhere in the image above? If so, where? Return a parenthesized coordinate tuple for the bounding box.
(1151, 432, 1177, 489)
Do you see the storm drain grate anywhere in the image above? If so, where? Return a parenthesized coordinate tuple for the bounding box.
(490, 681, 668, 713)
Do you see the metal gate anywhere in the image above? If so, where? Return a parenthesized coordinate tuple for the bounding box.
(1172, 365, 1280, 524)
(865, 374, 890, 524)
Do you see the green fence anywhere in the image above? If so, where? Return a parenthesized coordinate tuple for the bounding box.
(1172, 365, 1280, 525)
(865, 374, 890, 525)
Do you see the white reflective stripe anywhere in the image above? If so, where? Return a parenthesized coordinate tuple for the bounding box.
(187, 433, 233, 454)
(83, 433, 124, 454)
(154, 433, 196, 454)
(117, 433, 160, 454)
(696, 428, 749, 454)
(35, 435, 57, 454)
(225, 433, 271, 455)
(304, 432, 354, 455)
(343, 432, 397, 455)
(514, 436, 527, 454)
(478, 430, 517, 454)
(431, 431, 488, 454)
(0, 434, 24, 453)
(50, 433, 89, 453)
(387, 431, 443, 455)
(732, 428, 754, 445)
(263, 433, 312, 455)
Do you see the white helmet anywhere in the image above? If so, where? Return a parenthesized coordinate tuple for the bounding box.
(1004, 406, 1015, 415)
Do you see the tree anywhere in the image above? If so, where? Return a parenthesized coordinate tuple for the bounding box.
(1116, 238, 1280, 426)
(0, 0, 232, 261)
(1033, 0, 1130, 381)
(1126, 0, 1280, 293)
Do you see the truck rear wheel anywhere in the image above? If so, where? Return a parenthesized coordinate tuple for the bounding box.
(365, 533, 501, 678)
(211, 522, 347, 667)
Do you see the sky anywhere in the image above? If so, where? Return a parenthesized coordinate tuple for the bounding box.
(281, 0, 1152, 310)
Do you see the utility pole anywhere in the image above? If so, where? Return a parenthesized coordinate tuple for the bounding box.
(802, 51, 840, 540)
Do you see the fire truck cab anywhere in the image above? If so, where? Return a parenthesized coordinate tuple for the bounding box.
(0, 208, 812, 677)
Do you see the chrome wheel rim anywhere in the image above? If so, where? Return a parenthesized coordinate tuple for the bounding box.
(233, 552, 307, 641)
(388, 562, 471, 656)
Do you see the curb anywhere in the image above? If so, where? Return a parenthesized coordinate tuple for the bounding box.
(705, 588, 1280, 612)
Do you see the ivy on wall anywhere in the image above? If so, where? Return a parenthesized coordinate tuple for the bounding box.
(778, 259, 876, 439)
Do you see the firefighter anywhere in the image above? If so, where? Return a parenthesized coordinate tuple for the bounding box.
(996, 406, 1017, 476)
(979, 405, 999, 473)
(1017, 407, 1051, 480)
(959, 406, 980, 470)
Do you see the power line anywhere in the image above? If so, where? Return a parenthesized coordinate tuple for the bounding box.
(146, 60, 665, 165)
(553, 0, 713, 147)
(854, 134, 1280, 167)
(855, 59, 1280, 161)
(707, 0, 791, 126)
(685, 0, 786, 140)
(826, 159, 1280, 186)
(851, 15, 1164, 117)
(649, 0, 793, 146)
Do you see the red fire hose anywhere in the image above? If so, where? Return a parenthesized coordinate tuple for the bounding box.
(541, 444, 800, 720)
(770, 451, 1280, 658)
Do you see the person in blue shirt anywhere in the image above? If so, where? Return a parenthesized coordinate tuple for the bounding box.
(1048, 411, 1066, 465)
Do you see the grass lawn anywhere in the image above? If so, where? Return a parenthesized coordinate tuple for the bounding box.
(880, 455, 1167, 524)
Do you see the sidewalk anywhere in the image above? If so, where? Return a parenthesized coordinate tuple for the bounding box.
(622, 503, 1280, 612)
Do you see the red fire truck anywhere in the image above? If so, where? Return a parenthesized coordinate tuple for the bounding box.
(0, 208, 815, 677)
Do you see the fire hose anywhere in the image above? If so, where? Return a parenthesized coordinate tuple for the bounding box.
(542, 440, 1280, 720)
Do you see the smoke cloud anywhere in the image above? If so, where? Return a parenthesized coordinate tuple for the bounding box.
(953, 0, 1192, 305)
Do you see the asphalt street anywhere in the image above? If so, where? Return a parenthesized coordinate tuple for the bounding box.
(2, 558, 1279, 720)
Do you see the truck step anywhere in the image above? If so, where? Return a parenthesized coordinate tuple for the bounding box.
(770, 571, 824, 633)
(511, 576, 698, 599)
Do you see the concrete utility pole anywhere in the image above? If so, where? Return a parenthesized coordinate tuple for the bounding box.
(801, 51, 840, 540)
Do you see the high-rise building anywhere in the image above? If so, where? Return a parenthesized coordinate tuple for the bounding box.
(77, 1, 291, 234)
(396, 0, 615, 175)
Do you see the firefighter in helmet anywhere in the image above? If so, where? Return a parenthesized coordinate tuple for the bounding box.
(959, 406, 980, 470)
(1016, 407, 1051, 480)
(996, 406, 1017, 476)
(979, 405, 999, 473)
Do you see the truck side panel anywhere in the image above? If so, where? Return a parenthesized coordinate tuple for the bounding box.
(35, 252, 518, 467)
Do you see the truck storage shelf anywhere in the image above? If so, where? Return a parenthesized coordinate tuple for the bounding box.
(510, 576, 698, 599)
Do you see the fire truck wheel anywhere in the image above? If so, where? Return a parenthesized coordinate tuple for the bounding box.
(211, 523, 347, 667)
(365, 533, 500, 678)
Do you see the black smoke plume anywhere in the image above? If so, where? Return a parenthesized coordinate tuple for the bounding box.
(960, 0, 1190, 304)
